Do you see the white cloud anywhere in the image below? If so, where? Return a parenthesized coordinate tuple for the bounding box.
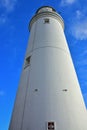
(69, 10, 87, 40)
(61, 0, 75, 6)
(76, 10, 83, 19)
(0, 90, 5, 96)
(0, 0, 17, 12)
(0, 14, 7, 24)
(0, 0, 17, 25)
(71, 19, 87, 40)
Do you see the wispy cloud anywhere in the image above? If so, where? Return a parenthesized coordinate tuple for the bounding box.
(76, 10, 83, 19)
(0, 14, 7, 25)
(0, 0, 17, 25)
(0, 90, 5, 96)
(69, 10, 87, 40)
(0, 0, 17, 12)
(60, 0, 75, 6)
(71, 21, 87, 40)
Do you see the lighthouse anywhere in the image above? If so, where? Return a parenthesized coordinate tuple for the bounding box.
(9, 6, 87, 130)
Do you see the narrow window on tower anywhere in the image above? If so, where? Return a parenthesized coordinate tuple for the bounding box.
(24, 56, 31, 68)
(44, 18, 50, 24)
(62, 89, 68, 92)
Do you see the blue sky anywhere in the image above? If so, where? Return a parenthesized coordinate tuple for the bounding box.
(0, 0, 87, 129)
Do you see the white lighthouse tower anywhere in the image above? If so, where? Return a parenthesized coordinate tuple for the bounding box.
(9, 6, 87, 130)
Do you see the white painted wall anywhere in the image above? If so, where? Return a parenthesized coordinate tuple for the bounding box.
(9, 6, 87, 130)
